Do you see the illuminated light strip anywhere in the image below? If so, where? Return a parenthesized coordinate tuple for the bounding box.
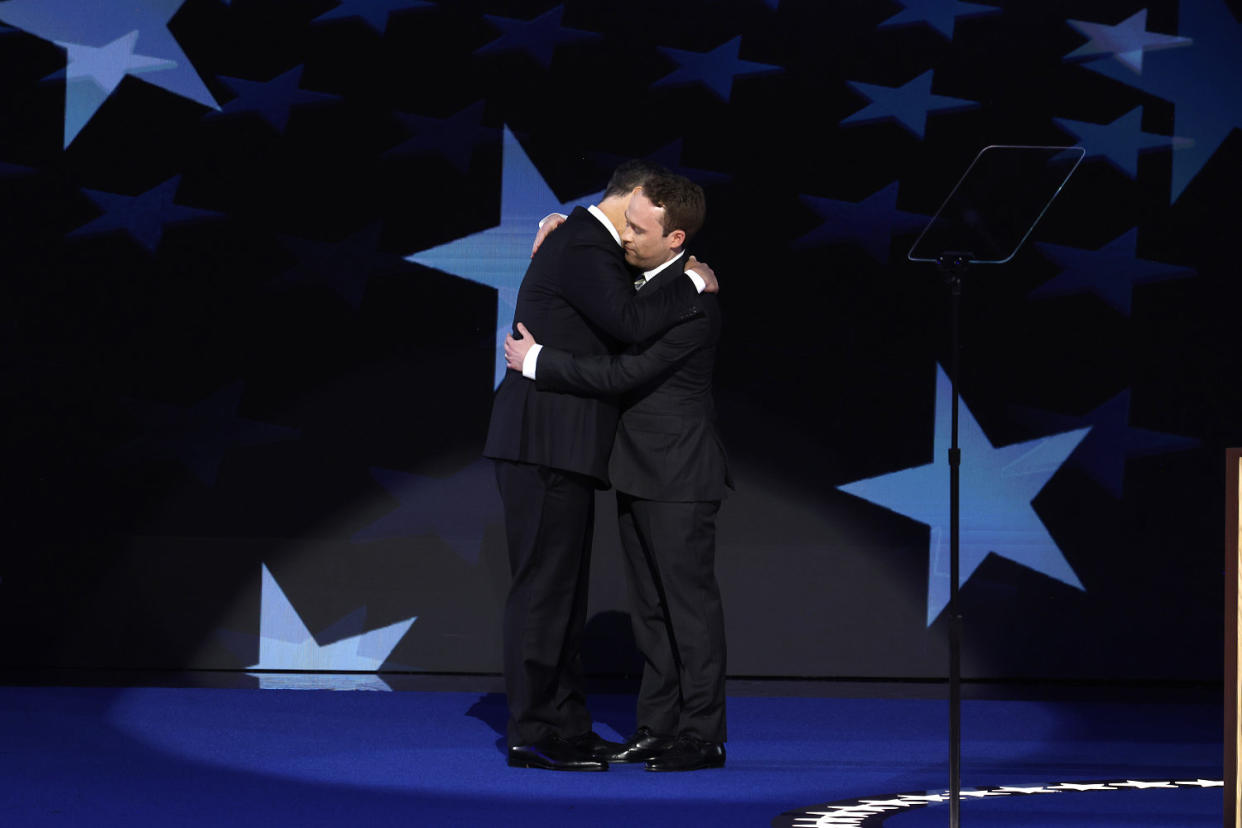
(774, 778, 1223, 827)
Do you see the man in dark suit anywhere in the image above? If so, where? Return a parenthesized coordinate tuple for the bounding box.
(483, 161, 717, 771)
(504, 173, 731, 772)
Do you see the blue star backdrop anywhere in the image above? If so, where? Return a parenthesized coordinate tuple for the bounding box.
(840, 366, 1090, 626)
(0, 0, 1236, 683)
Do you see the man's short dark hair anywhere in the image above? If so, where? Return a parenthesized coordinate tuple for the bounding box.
(642, 173, 706, 242)
(603, 159, 671, 200)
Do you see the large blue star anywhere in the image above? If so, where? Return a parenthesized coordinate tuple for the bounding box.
(278, 224, 412, 310)
(794, 182, 928, 263)
(879, 0, 1001, 39)
(313, 0, 432, 34)
(1065, 9, 1191, 74)
(839, 365, 1090, 624)
(71, 176, 223, 252)
(0, 0, 219, 147)
(353, 461, 503, 565)
(1054, 106, 1188, 178)
(383, 100, 496, 173)
(1032, 227, 1194, 315)
(406, 125, 600, 388)
(842, 70, 978, 139)
(1009, 391, 1198, 497)
(1077, 1, 1242, 202)
(119, 382, 300, 486)
(208, 66, 340, 134)
(655, 36, 782, 101)
(475, 5, 600, 69)
(247, 563, 415, 678)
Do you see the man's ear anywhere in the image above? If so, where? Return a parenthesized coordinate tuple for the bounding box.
(667, 228, 686, 250)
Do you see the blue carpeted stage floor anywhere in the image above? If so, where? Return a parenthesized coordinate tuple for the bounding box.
(0, 679, 1222, 827)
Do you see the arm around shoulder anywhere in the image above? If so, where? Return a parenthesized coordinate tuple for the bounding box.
(557, 242, 703, 344)
(535, 314, 710, 396)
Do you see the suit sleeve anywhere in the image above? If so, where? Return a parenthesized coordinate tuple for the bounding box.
(557, 240, 701, 344)
(535, 315, 709, 396)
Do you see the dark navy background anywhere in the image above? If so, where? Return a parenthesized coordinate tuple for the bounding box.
(0, 0, 1237, 681)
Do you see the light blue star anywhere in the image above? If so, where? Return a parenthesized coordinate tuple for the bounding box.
(53, 31, 177, 145)
(1032, 227, 1194, 315)
(313, 0, 432, 34)
(248, 673, 395, 690)
(880, 0, 1001, 39)
(842, 70, 978, 138)
(794, 182, 928, 263)
(1079, 1, 1242, 202)
(54, 30, 174, 89)
(1065, 9, 1191, 74)
(72, 175, 223, 252)
(119, 382, 299, 485)
(476, 5, 600, 68)
(51, 31, 176, 145)
(655, 36, 783, 101)
(1055, 107, 1188, 178)
(353, 460, 502, 565)
(209, 65, 340, 133)
(1010, 391, 1198, 497)
(839, 365, 1090, 624)
(248, 563, 416, 679)
(406, 125, 600, 388)
(0, 0, 219, 147)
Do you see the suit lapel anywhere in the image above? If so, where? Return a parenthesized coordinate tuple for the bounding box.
(637, 254, 685, 299)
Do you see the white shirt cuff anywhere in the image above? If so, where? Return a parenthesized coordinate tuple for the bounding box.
(538, 212, 567, 229)
(521, 343, 543, 379)
(686, 268, 706, 293)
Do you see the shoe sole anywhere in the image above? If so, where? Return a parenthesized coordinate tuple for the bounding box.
(507, 760, 608, 771)
(645, 761, 725, 772)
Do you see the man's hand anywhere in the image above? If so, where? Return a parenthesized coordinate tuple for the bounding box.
(687, 255, 718, 293)
(531, 213, 567, 257)
(504, 322, 538, 372)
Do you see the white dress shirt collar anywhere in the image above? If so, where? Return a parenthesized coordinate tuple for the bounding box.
(587, 204, 622, 247)
(640, 251, 686, 287)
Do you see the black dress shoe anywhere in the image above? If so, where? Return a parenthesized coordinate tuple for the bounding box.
(566, 730, 625, 761)
(645, 733, 725, 772)
(606, 726, 676, 764)
(508, 735, 608, 771)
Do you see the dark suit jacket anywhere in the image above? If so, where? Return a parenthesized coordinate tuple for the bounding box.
(532, 263, 732, 502)
(483, 206, 701, 485)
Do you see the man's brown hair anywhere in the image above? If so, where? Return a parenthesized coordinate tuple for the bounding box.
(641, 173, 706, 243)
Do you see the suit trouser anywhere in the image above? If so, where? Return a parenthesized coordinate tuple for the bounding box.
(617, 493, 726, 742)
(495, 459, 596, 748)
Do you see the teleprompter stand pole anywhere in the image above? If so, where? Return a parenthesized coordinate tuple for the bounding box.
(909, 145, 1085, 828)
(938, 251, 970, 828)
